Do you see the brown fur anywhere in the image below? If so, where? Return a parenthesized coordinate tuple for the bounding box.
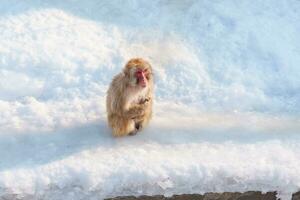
(106, 58, 154, 137)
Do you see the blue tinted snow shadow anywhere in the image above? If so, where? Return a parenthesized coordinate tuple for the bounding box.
(1, 119, 299, 171)
(0, 120, 111, 171)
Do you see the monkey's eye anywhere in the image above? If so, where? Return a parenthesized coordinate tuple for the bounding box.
(145, 73, 151, 80)
(135, 70, 143, 76)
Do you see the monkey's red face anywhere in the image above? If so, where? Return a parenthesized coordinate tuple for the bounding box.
(126, 62, 152, 88)
(135, 69, 148, 87)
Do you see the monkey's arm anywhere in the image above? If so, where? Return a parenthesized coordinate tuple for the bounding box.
(124, 104, 146, 119)
(109, 93, 146, 120)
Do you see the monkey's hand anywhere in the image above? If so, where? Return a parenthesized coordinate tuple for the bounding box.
(139, 97, 151, 105)
(125, 105, 145, 119)
(133, 114, 145, 122)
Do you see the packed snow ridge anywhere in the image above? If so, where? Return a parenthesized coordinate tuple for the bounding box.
(0, 1, 300, 200)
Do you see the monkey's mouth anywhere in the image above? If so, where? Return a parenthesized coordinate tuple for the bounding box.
(138, 79, 147, 87)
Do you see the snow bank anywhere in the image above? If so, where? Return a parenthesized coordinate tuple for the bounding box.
(0, 0, 300, 199)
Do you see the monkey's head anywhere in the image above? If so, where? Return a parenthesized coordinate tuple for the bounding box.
(124, 58, 153, 88)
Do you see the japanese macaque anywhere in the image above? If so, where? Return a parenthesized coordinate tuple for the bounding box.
(106, 58, 153, 137)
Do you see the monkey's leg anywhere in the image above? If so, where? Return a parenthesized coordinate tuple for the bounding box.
(109, 114, 135, 137)
(110, 105, 145, 136)
(138, 109, 152, 131)
(132, 117, 147, 134)
(131, 113, 145, 131)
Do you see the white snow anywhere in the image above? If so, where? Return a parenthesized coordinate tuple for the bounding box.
(0, 0, 300, 199)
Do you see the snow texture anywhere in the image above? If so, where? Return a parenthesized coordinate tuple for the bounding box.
(0, 0, 300, 199)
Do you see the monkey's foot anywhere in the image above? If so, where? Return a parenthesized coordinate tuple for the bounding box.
(129, 123, 142, 136)
(135, 123, 141, 130)
(129, 129, 138, 136)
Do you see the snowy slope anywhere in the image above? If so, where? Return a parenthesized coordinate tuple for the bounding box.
(0, 0, 300, 199)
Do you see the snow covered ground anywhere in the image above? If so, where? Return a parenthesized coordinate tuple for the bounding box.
(0, 0, 300, 199)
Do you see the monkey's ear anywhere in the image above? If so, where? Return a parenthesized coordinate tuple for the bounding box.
(121, 71, 127, 78)
(123, 66, 131, 76)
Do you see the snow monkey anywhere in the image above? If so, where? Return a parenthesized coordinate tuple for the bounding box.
(106, 58, 154, 137)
